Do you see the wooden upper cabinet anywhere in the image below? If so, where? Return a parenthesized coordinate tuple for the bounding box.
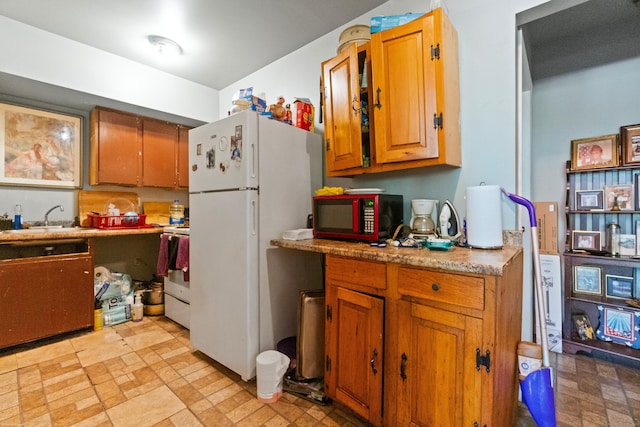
(141, 118, 178, 188)
(321, 8, 460, 177)
(322, 43, 364, 172)
(90, 108, 140, 186)
(90, 107, 191, 188)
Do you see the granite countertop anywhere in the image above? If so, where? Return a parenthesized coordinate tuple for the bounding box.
(271, 238, 523, 276)
(0, 226, 163, 242)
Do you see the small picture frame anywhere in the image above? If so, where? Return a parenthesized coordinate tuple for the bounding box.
(572, 230, 601, 251)
(634, 268, 640, 298)
(570, 134, 619, 171)
(573, 265, 602, 295)
(572, 313, 594, 340)
(620, 234, 636, 256)
(604, 184, 634, 211)
(575, 189, 604, 211)
(596, 306, 640, 348)
(620, 124, 640, 166)
(605, 274, 634, 299)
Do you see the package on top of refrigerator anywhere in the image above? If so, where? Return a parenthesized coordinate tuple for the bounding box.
(232, 87, 267, 113)
(292, 98, 314, 132)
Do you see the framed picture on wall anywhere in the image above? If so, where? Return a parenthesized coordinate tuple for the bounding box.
(570, 134, 619, 171)
(0, 102, 82, 188)
(621, 124, 640, 166)
(575, 189, 604, 211)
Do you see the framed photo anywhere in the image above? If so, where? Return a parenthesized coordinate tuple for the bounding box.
(573, 265, 602, 295)
(572, 230, 601, 251)
(0, 102, 81, 188)
(575, 189, 604, 211)
(596, 306, 640, 348)
(620, 234, 636, 256)
(605, 274, 634, 299)
(620, 124, 640, 166)
(570, 134, 619, 171)
(634, 268, 640, 298)
(604, 184, 634, 211)
(572, 313, 594, 340)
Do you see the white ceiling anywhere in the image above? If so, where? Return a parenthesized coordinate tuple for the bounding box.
(0, 0, 388, 90)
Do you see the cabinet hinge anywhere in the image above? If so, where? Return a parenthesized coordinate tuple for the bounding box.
(327, 305, 332, 321)
(431, 43, 440, 60)
(326, 355, 332, 372)
(326, 138, 330, 151)
(433, 113, 443, 130)
(476, 349, 491, 373)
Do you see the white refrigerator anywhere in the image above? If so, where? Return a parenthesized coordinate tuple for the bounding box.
(189, 110, 323, 380)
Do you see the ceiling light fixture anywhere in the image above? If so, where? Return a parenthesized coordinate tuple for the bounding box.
(147, 35, 183, 56)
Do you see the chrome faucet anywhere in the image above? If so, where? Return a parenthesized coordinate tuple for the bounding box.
(44, 205, 64, 226)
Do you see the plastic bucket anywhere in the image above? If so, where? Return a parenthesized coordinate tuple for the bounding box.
(256, 350, 290, 403)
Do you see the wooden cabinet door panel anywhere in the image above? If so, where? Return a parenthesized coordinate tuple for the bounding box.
(93, 109, 140, 185)
(322, 44, 363, 171)
(142, 119, 177, 188)
(177, 125, 190, 188)
(326, 285, 384, 426)
(398, 300, 482, 427)
(371, 13, 438, 164)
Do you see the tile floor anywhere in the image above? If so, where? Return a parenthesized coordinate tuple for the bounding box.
(0, 315, 638, 426)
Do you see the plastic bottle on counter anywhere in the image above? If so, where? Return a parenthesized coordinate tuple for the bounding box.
(13, 204, 22, 230)
(169, 199, 185, 225)
(132, 291, 144, 322)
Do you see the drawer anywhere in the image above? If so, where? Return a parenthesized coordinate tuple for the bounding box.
(398, 267, 485, 311)
(326, 255, 386, 290)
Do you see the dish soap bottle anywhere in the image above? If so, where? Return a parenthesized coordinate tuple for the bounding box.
(13, 204, 22, 230)
(169, 199, 185, 225)
(132, 291, 144, 322)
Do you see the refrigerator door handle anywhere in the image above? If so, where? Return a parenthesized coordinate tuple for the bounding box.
(251, 199, 257, 236)
(251, 142, 257, 179)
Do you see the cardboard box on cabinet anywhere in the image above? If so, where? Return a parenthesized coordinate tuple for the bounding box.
(534, 202, 558, 255)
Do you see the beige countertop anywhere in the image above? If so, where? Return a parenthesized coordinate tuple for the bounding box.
(271, 238, 523, 276)
(0, 226, 163, 242)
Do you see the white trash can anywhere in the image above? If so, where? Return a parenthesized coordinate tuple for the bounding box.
(256, 350, 290, 403)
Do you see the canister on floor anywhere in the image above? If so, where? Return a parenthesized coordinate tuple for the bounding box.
(256, 350, 290, 403)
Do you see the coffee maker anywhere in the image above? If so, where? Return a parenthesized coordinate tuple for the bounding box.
(410, 199, 438, 238)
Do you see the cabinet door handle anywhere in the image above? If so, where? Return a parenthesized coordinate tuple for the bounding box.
(400, 352, 407, 381)
(432, 283, 440, 291)
(351, 96, 360, 114)
(370, 348, 378, 375)
(374, 87, 382, 109)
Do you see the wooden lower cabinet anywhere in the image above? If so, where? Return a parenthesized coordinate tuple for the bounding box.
(325, 286, 384, 425)
(324, 252, 523, 427)
(397, 300, 482, 426)
(0, 240, 94, 349)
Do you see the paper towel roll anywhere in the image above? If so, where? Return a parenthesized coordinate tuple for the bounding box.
(466, 185, 503, 249)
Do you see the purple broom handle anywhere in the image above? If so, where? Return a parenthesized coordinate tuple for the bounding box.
(501, 188, 537, 227)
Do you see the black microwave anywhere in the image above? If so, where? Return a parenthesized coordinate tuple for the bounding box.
(312, 194, 403, 242)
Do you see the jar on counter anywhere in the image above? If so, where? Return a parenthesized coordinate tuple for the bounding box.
(605, 223, 620, 256)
